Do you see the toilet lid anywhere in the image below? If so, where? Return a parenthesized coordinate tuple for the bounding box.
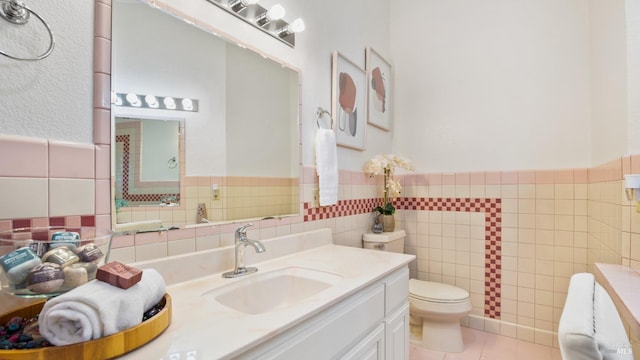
(409, 279, 470, 303)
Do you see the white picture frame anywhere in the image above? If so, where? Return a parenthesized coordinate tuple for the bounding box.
(366, 47, 392, 131)
(332, 51, 367, 150)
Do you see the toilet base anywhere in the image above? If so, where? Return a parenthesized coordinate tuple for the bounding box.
(413, 317, 465, 353)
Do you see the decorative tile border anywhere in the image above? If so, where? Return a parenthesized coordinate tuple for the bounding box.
(303, 198, 380, 221)
(0, 216, 97, 231)
(302, 196, 502, 319)
(397, 197, 502, 319)
(115, 134, 180, 203)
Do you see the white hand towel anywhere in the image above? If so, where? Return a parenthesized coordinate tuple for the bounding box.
(315, 129, 339, 206)
(39, 268, 166, 345)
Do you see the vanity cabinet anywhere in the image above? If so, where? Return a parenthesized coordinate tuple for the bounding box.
(238, 267, 410, 360)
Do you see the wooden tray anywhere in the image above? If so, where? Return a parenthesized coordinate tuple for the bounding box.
(0, 293, 171, 360)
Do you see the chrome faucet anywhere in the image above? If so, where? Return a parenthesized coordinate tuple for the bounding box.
(222, 224, 266, 278)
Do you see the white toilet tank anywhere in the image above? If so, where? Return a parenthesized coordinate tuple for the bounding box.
(362, 230, 406, 253)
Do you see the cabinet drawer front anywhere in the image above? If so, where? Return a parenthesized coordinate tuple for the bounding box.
(386, 267, 409, 315)
(340, 323, 385, 360)
(243, 283, 385, 360)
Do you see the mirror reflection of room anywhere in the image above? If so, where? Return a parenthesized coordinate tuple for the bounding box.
(114, 117, 181, 209)
(111, 0, 300, 228)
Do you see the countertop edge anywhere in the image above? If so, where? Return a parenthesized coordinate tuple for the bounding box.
(593, 262, 640, 338)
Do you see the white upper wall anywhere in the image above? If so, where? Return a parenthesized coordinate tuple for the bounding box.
(1, 0, 638, 173)
(626, 0, 640, 155)
(589, 0, 628, 166)
(390, 0, 592, 173)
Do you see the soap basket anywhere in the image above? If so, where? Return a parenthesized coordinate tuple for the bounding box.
(0, 226, 113, 298)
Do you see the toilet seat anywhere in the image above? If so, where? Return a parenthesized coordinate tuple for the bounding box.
(409, 279, 470, 303)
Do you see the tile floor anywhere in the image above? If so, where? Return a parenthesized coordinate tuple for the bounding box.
(410, 327, 562, 360)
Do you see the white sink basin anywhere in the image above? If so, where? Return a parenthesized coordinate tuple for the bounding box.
(204, 267, 343, 314)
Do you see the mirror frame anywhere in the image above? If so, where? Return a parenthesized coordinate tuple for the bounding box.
(99, 0, 304, 231)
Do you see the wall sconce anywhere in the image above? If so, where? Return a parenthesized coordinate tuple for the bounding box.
(112, 91, 199, 112)
(625, 174, 640, 211)
(206, 0, 304, 47)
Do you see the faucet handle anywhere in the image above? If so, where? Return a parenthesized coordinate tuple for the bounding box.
(236, 223, 254, 236)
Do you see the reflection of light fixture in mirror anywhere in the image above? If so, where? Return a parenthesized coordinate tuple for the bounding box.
(111, 91, 123, 106)
(163, 96, 176, 110)
(113, 92, 198, 112)
(277, 18, 305, 37)
(125, 93, 141, 107)
(181, 98, 194, 111)
(228, 0, 259, 12)
(254, 4, 285, 26)
(145, 95, 159, 108)
(207, 0, 304, 47)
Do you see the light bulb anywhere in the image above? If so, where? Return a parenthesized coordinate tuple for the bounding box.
(163, 97, 176, 110)
(181, 98, 193, 111)
(145, 95, 159, 108)
(126, 93, 141, 107)
(111, 91, 123, 106)
(288, 18, 305, 33)
(266, 4, 285, 21)
(255, 4, 285, 25)
(278, 18, 305, 37)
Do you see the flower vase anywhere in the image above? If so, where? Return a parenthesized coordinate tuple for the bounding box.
(380, 214, 395, 232)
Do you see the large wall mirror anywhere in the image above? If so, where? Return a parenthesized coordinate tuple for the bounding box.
(112, 0, 300, 228)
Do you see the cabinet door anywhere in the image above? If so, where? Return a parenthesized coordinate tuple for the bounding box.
(340, 324, 385, 360)
(386, 302, 409, 360)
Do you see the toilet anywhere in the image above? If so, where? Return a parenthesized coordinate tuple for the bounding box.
(363, 230, 472, 353)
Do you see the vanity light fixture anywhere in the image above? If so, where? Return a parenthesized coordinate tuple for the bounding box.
(181, 98, 194, 111)
(254, 4, 285, 26)
(163, 96, 176, 110)
(125, 93, 141, 107)
(277, 18, 305, 37)
(227, 0, 259, 12)
(113, 92, 199, 112)
(145, 95, 159, 108)
(111, 91, 123, 106)
(206, 0, 304, 47)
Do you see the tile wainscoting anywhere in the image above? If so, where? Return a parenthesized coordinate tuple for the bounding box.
(3, 127, 640, 348)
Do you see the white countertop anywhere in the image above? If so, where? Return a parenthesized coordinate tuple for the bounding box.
(593, 263, 640, 338)
(121, 243, 414, 359)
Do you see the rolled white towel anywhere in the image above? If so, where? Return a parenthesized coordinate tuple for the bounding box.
(39, 268, 166, 345)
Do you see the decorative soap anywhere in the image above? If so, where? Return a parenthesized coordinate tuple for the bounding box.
(0, 248, 42, 285)
(27, 263, 64, 294)
(96, 261, 143, 289)
(75, 243, 104, 263)
(50, 231, 80, 250)
(62, 262, 96, 289)
(41, 247, 80, 268)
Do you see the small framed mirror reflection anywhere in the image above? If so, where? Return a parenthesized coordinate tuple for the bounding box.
(114, 116, 183, 209)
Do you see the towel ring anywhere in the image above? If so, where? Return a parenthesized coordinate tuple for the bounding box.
(167, 157, 177, 169)
(0, 0, 55, 61)
(316, 107, 334, 129)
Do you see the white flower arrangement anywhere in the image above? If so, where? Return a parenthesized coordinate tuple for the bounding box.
(364, 154, 414, 215)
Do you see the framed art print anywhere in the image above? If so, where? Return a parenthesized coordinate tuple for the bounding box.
(332, 51, 367, 150)
(366, 47, 392, 131)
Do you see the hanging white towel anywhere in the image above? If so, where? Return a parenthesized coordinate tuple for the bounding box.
(315, 129, 338, 206)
